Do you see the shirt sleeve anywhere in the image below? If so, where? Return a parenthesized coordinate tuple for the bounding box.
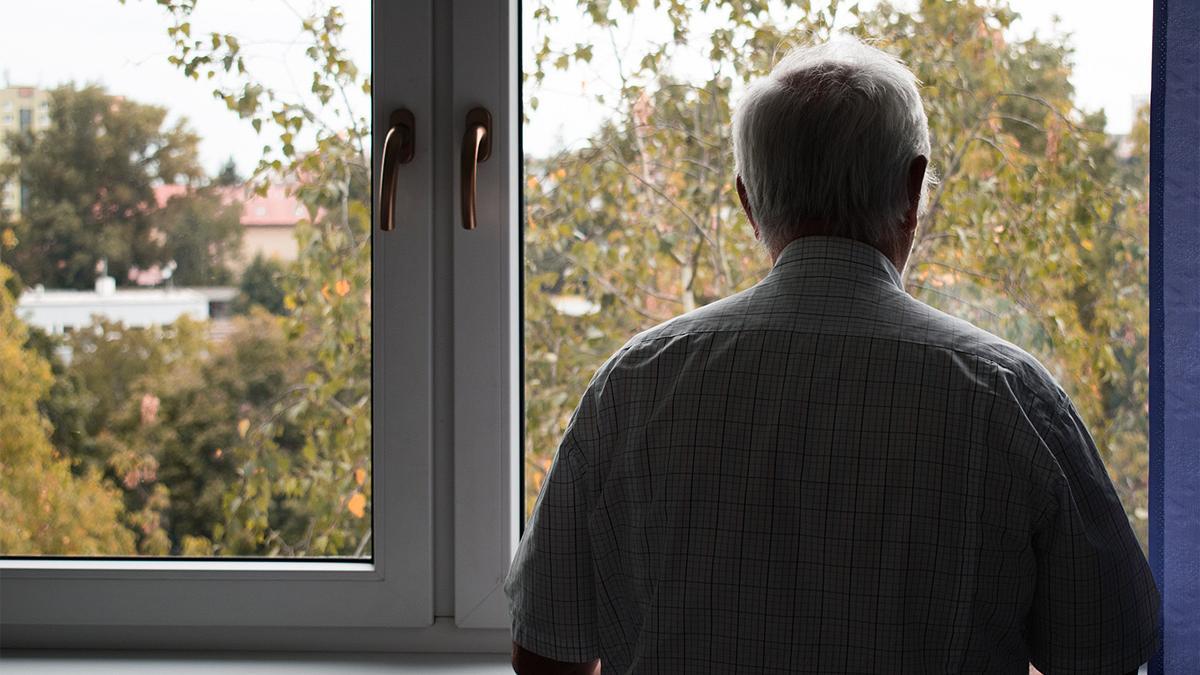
(1026, 396, 1161, 674)
(504, 369, 608, 663)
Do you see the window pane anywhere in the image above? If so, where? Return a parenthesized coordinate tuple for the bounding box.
(521, 0, 1151, 553)
(1, 1, 372, 558)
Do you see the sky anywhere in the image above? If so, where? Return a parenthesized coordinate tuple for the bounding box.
(0, 0, 1151, 175)
(0, 0, 372, 176)
(522, 0, 1154, 157)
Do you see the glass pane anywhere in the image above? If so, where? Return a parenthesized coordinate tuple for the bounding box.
(1, 1, 372, 558)
(521, 0, 1151, 554)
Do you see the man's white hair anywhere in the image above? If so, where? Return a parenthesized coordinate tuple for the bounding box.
(733, 38, 933, 255)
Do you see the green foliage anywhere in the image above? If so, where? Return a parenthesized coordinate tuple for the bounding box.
(47, 317, 210, 554)
(125, 311, 305, 555)
(217, 202, 372, 557)
(234, 253, 288, 315)
(30, 312, 305, 555)
(7, 0, 373, 558)
(858, 2, 1150, 546)
(149, 0, 373, 556)
(522, 0, 1150, 550)
(1, 84, 205, 289)
(0, 264, 133, 555)
(154, 187, 244, 286)
(8, 0, 1141, 559)
(214, 156, 242, 187)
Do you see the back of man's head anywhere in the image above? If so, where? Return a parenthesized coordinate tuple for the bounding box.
(733, 38, 933, 257)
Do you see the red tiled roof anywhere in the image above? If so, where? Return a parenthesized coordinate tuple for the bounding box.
(153, 184, 309, 227)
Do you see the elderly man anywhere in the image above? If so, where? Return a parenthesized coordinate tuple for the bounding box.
(505, 39, 1159, 674)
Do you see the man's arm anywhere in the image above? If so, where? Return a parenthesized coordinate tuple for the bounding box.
(503, 438, 599, 666)
(512, 642, 600, 675)
(504, 359, 615, 671)
(1023, 393, 1160, 674)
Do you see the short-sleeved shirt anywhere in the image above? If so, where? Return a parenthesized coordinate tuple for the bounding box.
(505, 235, 1160, 674)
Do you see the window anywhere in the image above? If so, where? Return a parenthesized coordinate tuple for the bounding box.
(0, 0, 1189, 663)
(5, 3, 373, 561)
(515, 0, 1171, 667)
(519, 0, 1153, 556)
(0, 0, 444, 645)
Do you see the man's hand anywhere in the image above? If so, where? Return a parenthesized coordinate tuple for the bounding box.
(512, 641, 601, 675)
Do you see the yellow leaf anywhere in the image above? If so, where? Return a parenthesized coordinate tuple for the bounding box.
(237, 418, 250, 438)
(347, 492, 367, 518)
(335, 279, 351, 297)
(283, 295, 297, 310)
(1080, 239, 1094, 251)
(354, 468, 366, 485)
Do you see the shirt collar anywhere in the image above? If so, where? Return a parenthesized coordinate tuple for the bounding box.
(767, 235, 905, 292)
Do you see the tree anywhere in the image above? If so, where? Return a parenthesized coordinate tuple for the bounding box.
(856, 1, 1150, 547)
(5, 1, 375, 557)
(0, 263, 134, 555)
(521, 0, 1150, 549)
(155, 186, 243, 286)
(149, 1, 374, 556)
(214, 156, 242, 186)
(78, 0, 1147, 560)
(117, 311, 305, 555)
(31, 311, 305, 555)
(233, 253, 287, 315)
(45, 317, 211, 554)
(1, 84, 205, 289)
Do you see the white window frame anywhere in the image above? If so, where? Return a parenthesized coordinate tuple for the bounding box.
(451, 0, 523, 629)
(0, 0, 521, 651)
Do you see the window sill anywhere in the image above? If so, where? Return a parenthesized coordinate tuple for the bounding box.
(0, 651, 511, 674)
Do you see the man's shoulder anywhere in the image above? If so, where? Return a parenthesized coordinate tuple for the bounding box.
(583, 288, 761, 386)
(600, 282, 1069, 409)
(898, 295, 1069, 407)
(623, 284, 762, 346)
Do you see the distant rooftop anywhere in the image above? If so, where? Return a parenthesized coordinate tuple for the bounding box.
(154, 183, 310, 228)
(17, 276, 210, 335)
(19, 286, 209, 306)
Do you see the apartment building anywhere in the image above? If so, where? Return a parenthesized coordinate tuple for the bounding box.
(0, 86, 51, 213)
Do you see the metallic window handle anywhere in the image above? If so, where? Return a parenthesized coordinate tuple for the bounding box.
(378, 108, 415, 232)
(460, 107, 492, 230)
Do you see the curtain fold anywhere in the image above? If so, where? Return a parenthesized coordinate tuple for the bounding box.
(1149, 0, 1199, 673)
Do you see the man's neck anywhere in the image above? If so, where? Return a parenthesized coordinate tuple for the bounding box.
(771, 234, 909, 278)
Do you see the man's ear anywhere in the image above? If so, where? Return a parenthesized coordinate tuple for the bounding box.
(904, 155, 929, 233)
(736, 175, 760, 241)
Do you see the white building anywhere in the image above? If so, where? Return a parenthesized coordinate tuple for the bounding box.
(17, 275, 209, 335)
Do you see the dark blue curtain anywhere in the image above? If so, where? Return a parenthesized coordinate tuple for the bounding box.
(1149, 0, 1199, 673)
